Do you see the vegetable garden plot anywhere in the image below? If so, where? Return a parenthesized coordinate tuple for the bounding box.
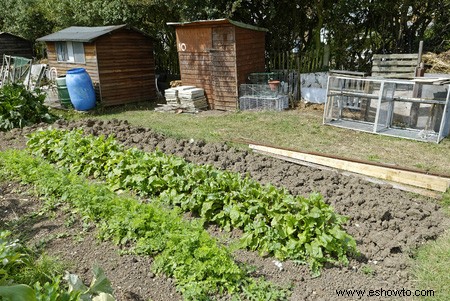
(26, 128, 357, 275)
(0, 119, 448, 301)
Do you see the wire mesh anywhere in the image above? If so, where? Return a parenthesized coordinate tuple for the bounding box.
(239, 83, 289, 111)
(247, 71, 285, 84)
(324, 75, 450, 143)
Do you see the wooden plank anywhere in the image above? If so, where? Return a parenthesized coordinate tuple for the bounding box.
(179, 69, 212, 76)
(372, 60, 419, 67)
(181, 76, 212, 83)
(213, 92, 237, 99)
(214, 99, 237, 105)
(249, 144, 450, 192)
(253, 149, 441, 198)
(209, 54, 237, 62)
(176, 27, 212, 52)
(99, 80, 154, 89)
(373, 53, 419, 60)
(372, 66, 416, 73)
(211, 77, 236, 84)
(214, 103, 237, 111)
(211, 85, 237, 93)
(179, 59, 211, 66)
(179, 52, 210, 58)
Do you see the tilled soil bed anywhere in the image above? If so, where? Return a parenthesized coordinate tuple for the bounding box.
(0, 118, 448, 300)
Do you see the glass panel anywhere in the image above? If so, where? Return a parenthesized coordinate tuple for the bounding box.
(66, 42, 74, 62)
(56, 42, 68, 62)
(73, 42, 85, 63)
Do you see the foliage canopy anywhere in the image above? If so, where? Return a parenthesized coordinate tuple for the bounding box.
(0, 0, 449, 72)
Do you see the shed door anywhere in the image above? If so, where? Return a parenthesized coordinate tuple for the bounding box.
(211, 26, 238, 111)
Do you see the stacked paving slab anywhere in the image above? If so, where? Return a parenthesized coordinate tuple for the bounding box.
(155, 85, 208, 113)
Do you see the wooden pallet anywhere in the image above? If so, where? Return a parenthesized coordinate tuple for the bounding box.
(371, 53, 420, 79)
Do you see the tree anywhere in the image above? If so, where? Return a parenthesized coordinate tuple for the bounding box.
(326, 0, 450, 71)
(1, 0, 448, 72)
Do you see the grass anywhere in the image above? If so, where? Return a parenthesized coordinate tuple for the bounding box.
(412, 189, 450, 301)
(413, 189, 450, 301)
(413, 230, 450, 301)
(56, 102, 450, 176)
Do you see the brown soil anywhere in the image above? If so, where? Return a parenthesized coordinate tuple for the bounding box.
(1, 119, 448, 300)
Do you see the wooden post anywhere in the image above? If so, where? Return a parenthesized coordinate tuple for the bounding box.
(410, 40, 424, 127)
(323, 44, 330, 69)
(297, 52, 301, 101)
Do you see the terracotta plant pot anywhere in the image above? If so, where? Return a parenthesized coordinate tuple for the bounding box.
(268, 80, 280, 91)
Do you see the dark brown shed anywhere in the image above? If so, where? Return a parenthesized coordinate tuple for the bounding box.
(168, 19, 267, 111)
(37, 25, 156, 106)
(0, 32, 33, 59)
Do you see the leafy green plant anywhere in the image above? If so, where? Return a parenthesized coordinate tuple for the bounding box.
(0, 229, 115, 301)
(26, 128, 357, 275)
(0, 230, 28, 284)
(0, 271, 114, 301)
(0, 284, 37, 301)
(0, 150, 288, 300)
(0, 84, 56, 130)
(63, 266, 115, 301)
(0, 221, 112, 299)
(361, 265, 375, 276)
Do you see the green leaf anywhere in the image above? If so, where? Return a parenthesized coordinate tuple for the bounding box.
(200, 200, 214, 217)
(92, 292, 115, 301)
(229, 205, 241, 224)
(88, 266, 114, 295)
(0, 284, 37, 301)
(64, 272, 88, 294)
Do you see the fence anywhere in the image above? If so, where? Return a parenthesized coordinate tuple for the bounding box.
(261, 46, 330, 105)
(267, 46, 330, 74)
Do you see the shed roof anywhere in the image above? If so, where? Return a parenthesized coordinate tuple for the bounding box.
(0, 32, 30, 41)
(167, 19, 268, 32)
(37, 24, 151, 43)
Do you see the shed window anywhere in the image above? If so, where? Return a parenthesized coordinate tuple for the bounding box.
(56, 41, 85, 63)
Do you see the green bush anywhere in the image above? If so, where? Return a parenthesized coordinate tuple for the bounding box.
(0, 84, 55, 131)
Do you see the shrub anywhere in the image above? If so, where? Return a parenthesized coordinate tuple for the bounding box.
(0, 84, 56, 130)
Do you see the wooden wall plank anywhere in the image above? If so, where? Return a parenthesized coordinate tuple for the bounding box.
(96, 28, 155, 106)
(373, 53, 419, 60)
(235, 27, 265, 85)
(46, 42, 100, 83)
(176, 27, 212, 52)
(175, 22, 265, 111)
(0, 33, 33, 58)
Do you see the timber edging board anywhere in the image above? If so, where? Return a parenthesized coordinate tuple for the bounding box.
(249, 143, 450, 193)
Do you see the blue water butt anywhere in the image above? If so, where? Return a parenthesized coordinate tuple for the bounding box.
(66, 68, 96, 111)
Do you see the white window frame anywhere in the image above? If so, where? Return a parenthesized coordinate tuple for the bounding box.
(56, 41, 85, 64)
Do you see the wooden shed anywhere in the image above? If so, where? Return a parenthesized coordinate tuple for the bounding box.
(37, 25, 155, 106)
(168, 19, 267, 111)
(0, 32, 33, 59)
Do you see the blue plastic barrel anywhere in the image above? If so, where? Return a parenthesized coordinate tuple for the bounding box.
(65, 68, 96, 111)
